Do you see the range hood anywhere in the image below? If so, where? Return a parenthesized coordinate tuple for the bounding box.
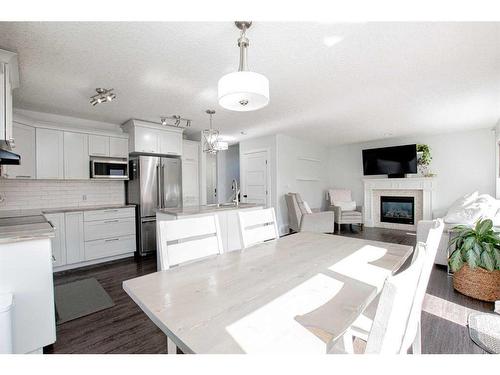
(0, 141, 20, 165)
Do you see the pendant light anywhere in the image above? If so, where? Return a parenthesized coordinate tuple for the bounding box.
(218, 21, 269, 112)
(203, 110, 227, 154)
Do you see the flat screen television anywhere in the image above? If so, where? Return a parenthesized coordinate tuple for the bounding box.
(362, 144, 417, 178)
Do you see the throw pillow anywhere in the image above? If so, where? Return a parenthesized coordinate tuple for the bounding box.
(333, 200, 357, 211)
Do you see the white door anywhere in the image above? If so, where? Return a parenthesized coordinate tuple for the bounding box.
(241, 150, 269, 206)
(5, 123, 35, 179)
(36, 128, 64, 179)
(64, 131, 89, 179)
(89, 134, 109, 157)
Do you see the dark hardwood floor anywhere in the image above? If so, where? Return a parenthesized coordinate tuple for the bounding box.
(45, 226, 494, 354)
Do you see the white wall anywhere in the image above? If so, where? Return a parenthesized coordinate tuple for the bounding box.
(217, 144, 240, 204)
(276, 134, 329, 234)
(0, 180, 125, 210)
(328, 128, 496, 215)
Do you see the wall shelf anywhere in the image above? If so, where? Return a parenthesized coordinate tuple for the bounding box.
(296, 177, 320, 182)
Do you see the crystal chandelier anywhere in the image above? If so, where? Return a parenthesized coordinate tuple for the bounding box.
(218, 21, 269, 112)
(203, 110, 228, 154)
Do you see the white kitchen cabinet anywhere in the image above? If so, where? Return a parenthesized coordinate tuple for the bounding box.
(109, 137, 128, 158)
(122, 120, 184, 156)
(0, 50, 19, 143)
(89, 134, 109, 157)
(135, 125, 159, 153)
(182, 140, 200, 206)
(36, 128, 64, 179)
(44, 212, 66, 267)
(4, 123, 35, 179)
(64, 211, 85, 264)
(159, 130, 183, 156)
(64, 131, 89, 179)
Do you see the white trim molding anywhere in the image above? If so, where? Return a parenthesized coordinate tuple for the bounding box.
(363, 177, 435, 228)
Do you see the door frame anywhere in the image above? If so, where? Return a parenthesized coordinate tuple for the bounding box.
(240, 148, 271, 208)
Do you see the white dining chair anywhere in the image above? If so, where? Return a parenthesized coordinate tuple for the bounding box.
(332, 242, 426, 354)
(238, 208, 279, 249)
(346, 219, 444, 353)
(157, 215, 223, 270)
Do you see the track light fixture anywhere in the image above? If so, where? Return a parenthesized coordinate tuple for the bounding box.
(160, 115, 192, 128)
(90, 88, 116, 106)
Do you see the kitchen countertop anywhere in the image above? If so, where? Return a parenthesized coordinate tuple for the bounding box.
(0, 204, 136, 218)
(156, 203, 262, 217)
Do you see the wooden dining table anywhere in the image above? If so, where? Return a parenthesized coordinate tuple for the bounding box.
(123, 232, 413, 354)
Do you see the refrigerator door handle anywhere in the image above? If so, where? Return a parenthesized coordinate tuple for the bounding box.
(162, 163, 166, 209)
(156, 163, 162, 209)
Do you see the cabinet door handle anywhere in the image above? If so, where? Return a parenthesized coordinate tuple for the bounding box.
(15, 175, 31, 178)
(105, 238, 120, 242)
(104, 219, 119, 223)
(103, 209, 118, 213)
(52, 255, 56, 261)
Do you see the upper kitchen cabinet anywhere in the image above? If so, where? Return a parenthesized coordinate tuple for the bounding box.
(64, 131, 89, 179)
(122, 119, 183, 156)
(88, 134, 109, 157)
(0, 49, 20, 143)
(36, 128, 64, 179)
(109, 137, 128, 158)
(89, 135, 128, 158)
(3, 123, 36, 179)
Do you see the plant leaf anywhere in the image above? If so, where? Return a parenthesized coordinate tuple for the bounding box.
(493, 248, 500, 270)
(481, 251, 495, 271)
(477, 219, 493, 236)
(463, 237, 475, 251)
(465, 249, 479, 269)
(473, 242, 482, 256)
(449, 250, 464, 272)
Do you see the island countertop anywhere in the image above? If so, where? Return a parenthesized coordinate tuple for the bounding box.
(156, 203, 262, 217)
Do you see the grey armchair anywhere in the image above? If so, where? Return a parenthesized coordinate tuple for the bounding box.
(328, 189, 363, 233)
(285, 193, 335, 234)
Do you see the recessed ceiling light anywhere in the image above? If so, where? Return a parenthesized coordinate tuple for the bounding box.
(240, 131, 247, 135)
(323, 35, 343, 47)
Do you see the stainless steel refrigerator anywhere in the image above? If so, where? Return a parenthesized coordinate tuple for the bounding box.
(127, 155, 182, 256)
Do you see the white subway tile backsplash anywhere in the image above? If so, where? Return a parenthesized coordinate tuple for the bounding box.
(0, 179, 125, 210)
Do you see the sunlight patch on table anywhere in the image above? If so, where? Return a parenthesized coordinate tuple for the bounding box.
(328, 245, 392, 292)
(225, 273, 344, 353)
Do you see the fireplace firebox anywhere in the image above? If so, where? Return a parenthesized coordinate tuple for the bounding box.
(380, 196, 415, 225)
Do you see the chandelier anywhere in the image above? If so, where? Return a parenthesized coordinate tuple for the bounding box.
(218, 21, 269, 112)
(90, 88, 116, 106)
(203, 110, 228, 154)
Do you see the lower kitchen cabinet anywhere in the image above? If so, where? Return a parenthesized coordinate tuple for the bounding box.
(65, 211, 85, 264)
(44, 212, 66, 267)
(46, 207, 136, 272)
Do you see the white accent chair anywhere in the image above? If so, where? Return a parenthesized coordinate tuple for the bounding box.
(285, 193, 335, 234)
(332, 242, 426, 354)
(327, 189, 363, 233)
(238, 207, 279, 249)
(346, 219, 444, 353)
(157, 215, 223, 270)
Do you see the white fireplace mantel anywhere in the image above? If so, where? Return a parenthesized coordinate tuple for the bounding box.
(363, 177, 435, 228)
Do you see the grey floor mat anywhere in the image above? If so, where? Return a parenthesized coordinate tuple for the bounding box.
(468, 313, 500, 354)
(55, 278, 114, 324)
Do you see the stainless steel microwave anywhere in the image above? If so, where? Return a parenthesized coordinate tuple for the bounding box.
(90, 158, 129, 180)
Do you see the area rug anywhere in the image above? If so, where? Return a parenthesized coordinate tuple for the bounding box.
(55, 278, 114, 324)
(468, 313, 500, 354)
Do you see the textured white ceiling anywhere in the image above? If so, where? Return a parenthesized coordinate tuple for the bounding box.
(0, 22, 499, 145)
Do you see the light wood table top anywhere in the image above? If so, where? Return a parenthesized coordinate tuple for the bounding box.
(123, 232, 413, 354)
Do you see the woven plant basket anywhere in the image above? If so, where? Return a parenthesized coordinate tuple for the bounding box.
(453, 264, 500, 302)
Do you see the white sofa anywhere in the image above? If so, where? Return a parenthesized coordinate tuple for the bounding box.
(433, 192, 500, 266)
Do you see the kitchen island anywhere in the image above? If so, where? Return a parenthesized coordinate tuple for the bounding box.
(155, 203, 262, 269)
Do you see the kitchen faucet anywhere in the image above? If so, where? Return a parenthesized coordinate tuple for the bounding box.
(231, 179, 240, 206)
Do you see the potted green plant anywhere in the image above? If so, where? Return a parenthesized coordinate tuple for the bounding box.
(448, 218, 500, 301)
(416, 144, 433, 176)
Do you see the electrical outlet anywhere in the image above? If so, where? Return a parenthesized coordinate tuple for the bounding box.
(82, 194, 87, 201)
